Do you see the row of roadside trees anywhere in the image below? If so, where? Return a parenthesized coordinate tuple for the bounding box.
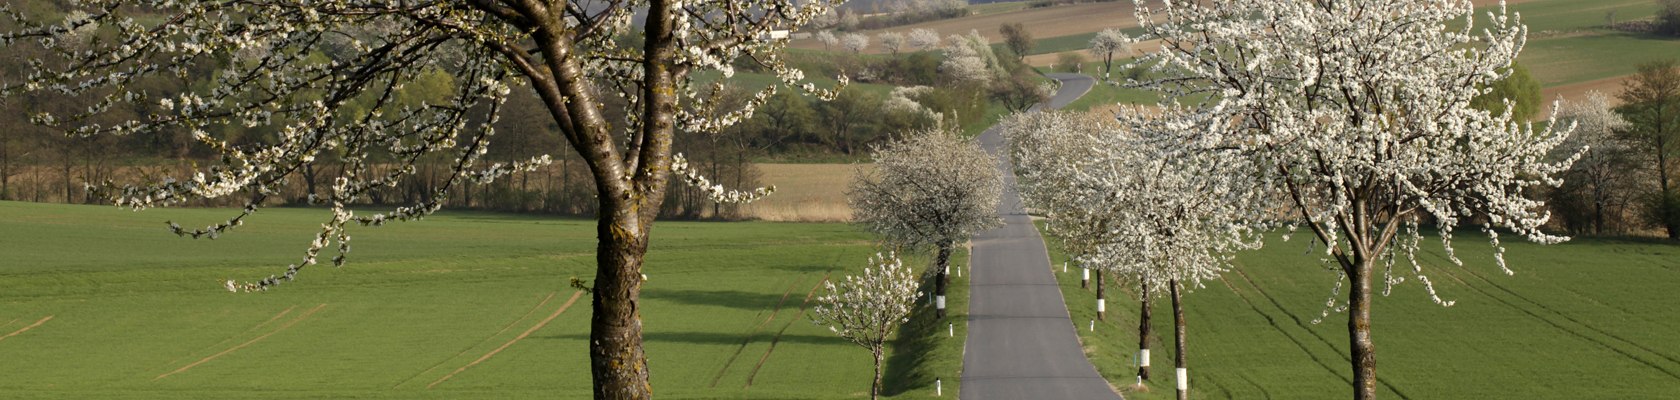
(1001, 1, 1605, 400)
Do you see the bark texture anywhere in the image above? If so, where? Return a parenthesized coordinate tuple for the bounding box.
(1171, 279, 1187, 400)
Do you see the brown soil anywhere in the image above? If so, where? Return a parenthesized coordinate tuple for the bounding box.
(156, 304, 326, 380)
(1539, 75, 1634, 117)
(427, 290, 584, 389)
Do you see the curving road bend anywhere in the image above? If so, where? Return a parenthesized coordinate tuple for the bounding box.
(960, 73, 1122, 400)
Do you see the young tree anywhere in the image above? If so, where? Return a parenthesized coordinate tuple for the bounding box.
(1553, 91, 1636, 234)
(999, 22, 1033, 62)
(849, 128, 1001, 318)
(1124, 1, 1576, 398)
(908, 28, 942, 52)
(1617, 60, 1680, 240)
(841, 32, 871, 55)
(811, 252, 920, 400)
(1088, 28, 1131, 81)
(878, 31, 905, 57)
(1, 1, 844, 398)
(818, 30, 841, 52)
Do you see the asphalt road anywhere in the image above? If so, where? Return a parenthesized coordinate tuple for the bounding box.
(960, 73, 1122, 400)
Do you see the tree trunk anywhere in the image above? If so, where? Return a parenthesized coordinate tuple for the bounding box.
(1138, 277, 1152, 381)
(589, 203, 654, 399)
(1349, 256, 1378, 400)
(871, 345, 885, 400)
(934, 240, 953, 318)
(1171, 278, 1187, 400)
(1095, 270, 1106, 321)
(1658, 133, 1676, 239)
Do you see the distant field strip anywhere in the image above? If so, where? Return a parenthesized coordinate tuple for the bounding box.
(710, 279, 803, 387)
(743, 273, 831, 389)
(427, 290, 584, 389)
(0, 316, 53, 342)
(156, 304, 327, 380)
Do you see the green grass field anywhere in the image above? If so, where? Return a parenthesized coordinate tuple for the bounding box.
(0, 201, 969, 399)
(1039, 221, 1680, 399)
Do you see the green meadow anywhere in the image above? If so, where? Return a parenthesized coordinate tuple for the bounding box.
(1041, 222, 1680, 399)
(0, 201, 968, 399)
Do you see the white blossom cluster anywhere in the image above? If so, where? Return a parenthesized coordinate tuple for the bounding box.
(1118, 0, 1578, 307)
(882, 86, 939, 120)
(939, 30, 1003, 85)
(811, 252, 920, 350)
(1, 0, 844, 291)
(1087, 28, 1131, 80)
(1003, 110, 1268, 295)
(906, 28, 941, 52)
(670, 153, 775, 204)
(848, 128, 1002, 250)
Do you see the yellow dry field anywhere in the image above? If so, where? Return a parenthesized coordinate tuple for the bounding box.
(792, 2, 1146, 54)
(795, 0, 1531, 57)
(741, 163, 868, 222)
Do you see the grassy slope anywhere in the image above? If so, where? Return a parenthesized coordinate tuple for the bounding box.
(1039, 220, 1680, 399)
(0, 201, 965, 399)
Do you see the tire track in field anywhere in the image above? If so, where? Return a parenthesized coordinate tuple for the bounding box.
(1217, 273, 1349, 385)
(1463, 267, 1680, 367)
(0, 318, 19, 333)
(1228, 268, 1413, 400)
(164, 306, 298, 367)
(1430, 261, 1680, 380)
(396, 292, 558, 389)
(0, 316, 53, 342)
(428, 290, 583, 389)
(156, 304, 326, 380)
(709, 280, 802, 388)
(743, 273, 830, 389)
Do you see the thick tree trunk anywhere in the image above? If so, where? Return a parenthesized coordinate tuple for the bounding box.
(1095, 270, 1106, 321)
(1138, 278, 1151, 381)
(1349, 257, 1378, 400)
(1171, 279, 1187, 400)
(589, 204, 654, 399)
(934, 240, 953, 318)
(871, 345, 885, 400)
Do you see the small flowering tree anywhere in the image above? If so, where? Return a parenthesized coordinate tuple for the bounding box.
(908, 28, 941, 52)
(1122, 1, 1577, 398)
(849, 128, 1001, 318)
(0, 1, 846, 398)
(818, 30, 840, 51)
(840, 32, 870, 55)
(1088, 28, 1130, 81)
(1554, 91, 1636, 234)
(878, 31, 905, 57)
(811, 252, 920, 400)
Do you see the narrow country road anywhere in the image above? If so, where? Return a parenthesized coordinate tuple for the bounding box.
(961, 73, 1122, 400)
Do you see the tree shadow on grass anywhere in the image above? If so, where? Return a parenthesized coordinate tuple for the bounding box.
(641, 288, 790, 311)
(537, 332, 848, 346)
(881, 275, 951, 396)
